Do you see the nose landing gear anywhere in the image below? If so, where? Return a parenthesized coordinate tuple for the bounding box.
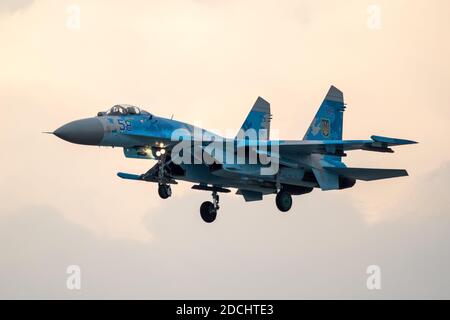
(200, 191, 219, 223)
(155, 151, 173, 199)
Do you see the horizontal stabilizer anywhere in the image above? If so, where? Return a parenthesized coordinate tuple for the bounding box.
(371, 135, 418, 146)
(325, 167, 408, 181)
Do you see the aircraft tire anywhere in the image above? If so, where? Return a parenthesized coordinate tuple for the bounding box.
(276, 191, 292, 212)
(158, 184, 171, 199)
(200, 201, 217, 223)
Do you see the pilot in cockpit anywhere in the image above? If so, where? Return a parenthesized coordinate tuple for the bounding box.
(98, 105, 151, 117)
(106, 105, 128, 116)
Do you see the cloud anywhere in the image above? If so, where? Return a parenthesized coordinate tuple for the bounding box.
(1, 163, 449, 299)
(0, 0, 33, 14)
(1, 0, 448, 238)
(0, 0, 449, 299)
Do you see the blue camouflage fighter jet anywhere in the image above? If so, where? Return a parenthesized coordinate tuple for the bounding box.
(50, 86, 417, 223)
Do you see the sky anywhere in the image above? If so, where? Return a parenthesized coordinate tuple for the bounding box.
(0, 0, 449, 299)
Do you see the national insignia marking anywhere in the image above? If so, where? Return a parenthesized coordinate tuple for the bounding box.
(321, 118, 330, 137)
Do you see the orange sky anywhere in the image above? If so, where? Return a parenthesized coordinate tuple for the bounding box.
(1, 0, 450, 300)
(1, 0, 449, 240)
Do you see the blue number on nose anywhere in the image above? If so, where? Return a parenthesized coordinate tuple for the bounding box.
(118, 119, 126, 131)
(117, 119, 132, 131)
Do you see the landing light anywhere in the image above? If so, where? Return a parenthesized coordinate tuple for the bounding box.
(160, 149, 166, 155)
(144, 148, 152, 156)
(156, 150, 161, 157)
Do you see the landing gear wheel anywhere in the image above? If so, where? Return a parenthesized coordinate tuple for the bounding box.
(158, 184, 171, 199)
(200, 201, 217, 223)
(276, 191, 292, 212)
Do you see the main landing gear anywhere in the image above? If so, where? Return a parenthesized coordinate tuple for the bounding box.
(193, 185, 230, 223)
(200, 191, 219, 223)
(275, 190, 292, 212)
(158, 183, 171, 199)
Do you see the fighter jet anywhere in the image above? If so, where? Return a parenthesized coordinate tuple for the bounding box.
(50, 86, 417, 223)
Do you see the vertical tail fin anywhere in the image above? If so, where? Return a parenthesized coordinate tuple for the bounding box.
(303, 86, 345, 141)
(236, 96, 271, 139)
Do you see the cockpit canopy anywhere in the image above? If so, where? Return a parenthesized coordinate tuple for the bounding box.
(97, 104, 151, 117)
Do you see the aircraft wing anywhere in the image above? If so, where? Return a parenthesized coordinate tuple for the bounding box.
(123, 130, 416, 161)
(242, 135, 417, 157)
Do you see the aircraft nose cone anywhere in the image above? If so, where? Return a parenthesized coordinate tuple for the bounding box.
(54, 118, 104, 145)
